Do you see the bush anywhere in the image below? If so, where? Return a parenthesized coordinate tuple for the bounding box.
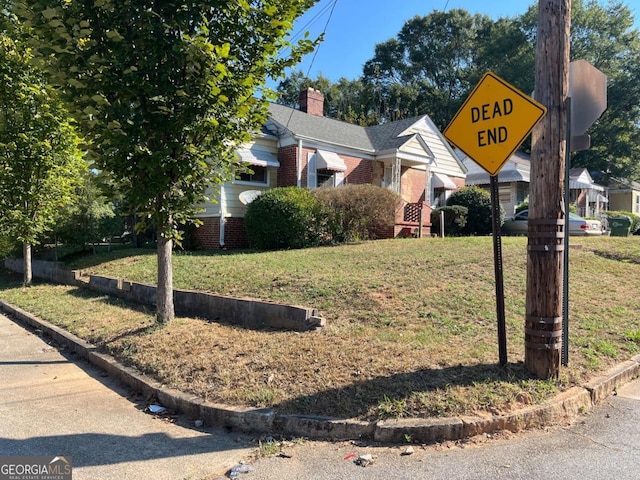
(313, 184, 399, 243)
(430, 205, 468, 236)
(515, 202, 528, 213)
(244, 187, 323, 250)
(446, 186, 497, 235)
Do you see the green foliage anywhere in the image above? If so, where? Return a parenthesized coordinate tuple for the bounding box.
(0, 29, 85, 248)
(515, 202, 528, 213)
(16, 0, 317, 239)
(604, 210, 640, 232)
(55, 171, 124, 251)
(15, 0, 316, 320)
(244, 187, 322, 250)
(279, 2, 640, 182)
(277, 71, 381, 126)
(313, 184, 399, 243)
(430, 205, 468, 236)
(0, 235, 22, 259)
(446, 186, 495, 236)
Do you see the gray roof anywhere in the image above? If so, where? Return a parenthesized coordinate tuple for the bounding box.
(267, 103, 429, 154)
(268, 103, 374, 151)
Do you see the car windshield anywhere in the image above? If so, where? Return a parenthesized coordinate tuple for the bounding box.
(568, 212, 583, 220)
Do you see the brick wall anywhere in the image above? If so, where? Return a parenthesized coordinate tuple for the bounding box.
(224, 218, 249, 249)
(193, 217, 220, 250)
(278, 145, 298, 187)
(344, 156, 373, 184)
(193, 217, 249, 250)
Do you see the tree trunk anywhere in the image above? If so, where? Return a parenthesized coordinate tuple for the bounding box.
(156, 229, 174, 324)
(23, 242, 33, 287)
(525, 0, 571, 379)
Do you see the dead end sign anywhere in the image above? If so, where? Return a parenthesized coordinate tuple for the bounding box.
(444, 72, 546, 176)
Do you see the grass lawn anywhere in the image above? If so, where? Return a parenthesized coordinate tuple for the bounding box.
(1, 235, 639, 420)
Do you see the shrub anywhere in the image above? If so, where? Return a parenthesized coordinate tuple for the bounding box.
(515, 202, 528, 213)
(313, 184, 399, 243)
(244, 187, 322, 250)
(446, 186, 497, 235)
(430, 206, 468, 236)
(603, 210, 640, 232)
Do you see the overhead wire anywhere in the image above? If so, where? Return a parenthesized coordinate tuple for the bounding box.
(282, 0, 339, 130)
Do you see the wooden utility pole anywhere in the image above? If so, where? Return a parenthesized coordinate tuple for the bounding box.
(525, 0, 571, 378)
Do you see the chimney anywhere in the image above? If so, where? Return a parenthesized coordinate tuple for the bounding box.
(299, 87, 324, 116)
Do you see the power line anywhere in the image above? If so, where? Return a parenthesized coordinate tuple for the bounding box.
(303, 0, 338, 78)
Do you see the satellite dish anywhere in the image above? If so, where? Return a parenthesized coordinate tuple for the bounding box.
(239, 190, 263, 205)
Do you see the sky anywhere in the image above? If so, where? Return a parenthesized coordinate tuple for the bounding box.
(279, 0, 640, 84)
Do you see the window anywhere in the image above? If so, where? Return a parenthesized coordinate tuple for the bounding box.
(307, 151, 345, 188)
(238, 165, 267, 184)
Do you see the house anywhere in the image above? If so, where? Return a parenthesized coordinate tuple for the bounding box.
(462, 150, 531, 216)
(193, 88, 466, 249)
(604, 177, 640, 215)
(462, 153, 607, 217)
(568, 168, 607, 217)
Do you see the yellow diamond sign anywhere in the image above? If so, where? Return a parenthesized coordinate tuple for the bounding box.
(444, 72, 546, 176)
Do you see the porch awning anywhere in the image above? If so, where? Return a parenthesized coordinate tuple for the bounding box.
(317, 150, 347, 171)
(237, 149, 280, 168)
(569, 179, 604, 191)
(432, 172, 457, 190)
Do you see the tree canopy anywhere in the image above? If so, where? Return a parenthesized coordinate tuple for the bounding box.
(0, 16, 85, 285)
(278, 1, 640, 181)
(16, 0, 317, 322)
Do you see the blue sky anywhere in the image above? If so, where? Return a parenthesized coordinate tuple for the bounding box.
(280, 0, 640, 83)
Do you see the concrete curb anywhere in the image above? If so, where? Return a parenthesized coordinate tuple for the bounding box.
(2, 299, 638, 444)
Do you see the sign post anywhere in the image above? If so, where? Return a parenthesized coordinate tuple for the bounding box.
(444, 72, 546, 367)
(562, 61, 607, 366)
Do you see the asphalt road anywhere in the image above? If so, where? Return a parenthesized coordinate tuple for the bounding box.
(248, 376, 640, 480)
(2, 311, 639, 480)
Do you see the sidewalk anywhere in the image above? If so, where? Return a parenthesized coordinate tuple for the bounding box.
(0, 312, 256, 480)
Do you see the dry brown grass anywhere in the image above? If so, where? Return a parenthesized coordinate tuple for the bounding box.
(2, 236, 639, 420)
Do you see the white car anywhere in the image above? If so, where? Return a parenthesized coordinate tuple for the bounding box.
(502, 209, 603, 236)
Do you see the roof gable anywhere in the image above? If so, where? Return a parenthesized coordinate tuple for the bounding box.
(266, 103, 464, 176)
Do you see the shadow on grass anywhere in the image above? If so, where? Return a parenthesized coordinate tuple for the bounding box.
(274, 361, 538, 420)
(593, 249, 640, 264)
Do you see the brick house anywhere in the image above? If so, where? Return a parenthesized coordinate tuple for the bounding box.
(194, 88, 466, 249)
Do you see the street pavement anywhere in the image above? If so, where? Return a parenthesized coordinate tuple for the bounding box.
(248, 374, 640, 480)
(2, 311, 639, 480)
(0, 313, 256, 480)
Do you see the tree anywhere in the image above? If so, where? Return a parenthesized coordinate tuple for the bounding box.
(54, 170, 126, 254)
(0, 19, 85, 286)
(363, 10, 495, 128)
(276, 71, 380, 125)
(519, 0, 640, 181)
(16, 0, 317, 323)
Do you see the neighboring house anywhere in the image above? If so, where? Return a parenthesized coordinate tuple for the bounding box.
(604, 177, 640, 215)
(461, 154, 606, 217)
(194, 88, 466, 249)
(462, 150, 531, 216)
(568, 168, 607, 217)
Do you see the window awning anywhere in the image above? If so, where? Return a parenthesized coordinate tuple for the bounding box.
(237, 149, 280, 168)
(432, 172, 457, 190)
(316, 150, 347, 172)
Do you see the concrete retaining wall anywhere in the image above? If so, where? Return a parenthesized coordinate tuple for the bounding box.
(4, 258, 324, 331)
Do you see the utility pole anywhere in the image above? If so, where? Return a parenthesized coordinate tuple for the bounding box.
(525, 0, 571, 378)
